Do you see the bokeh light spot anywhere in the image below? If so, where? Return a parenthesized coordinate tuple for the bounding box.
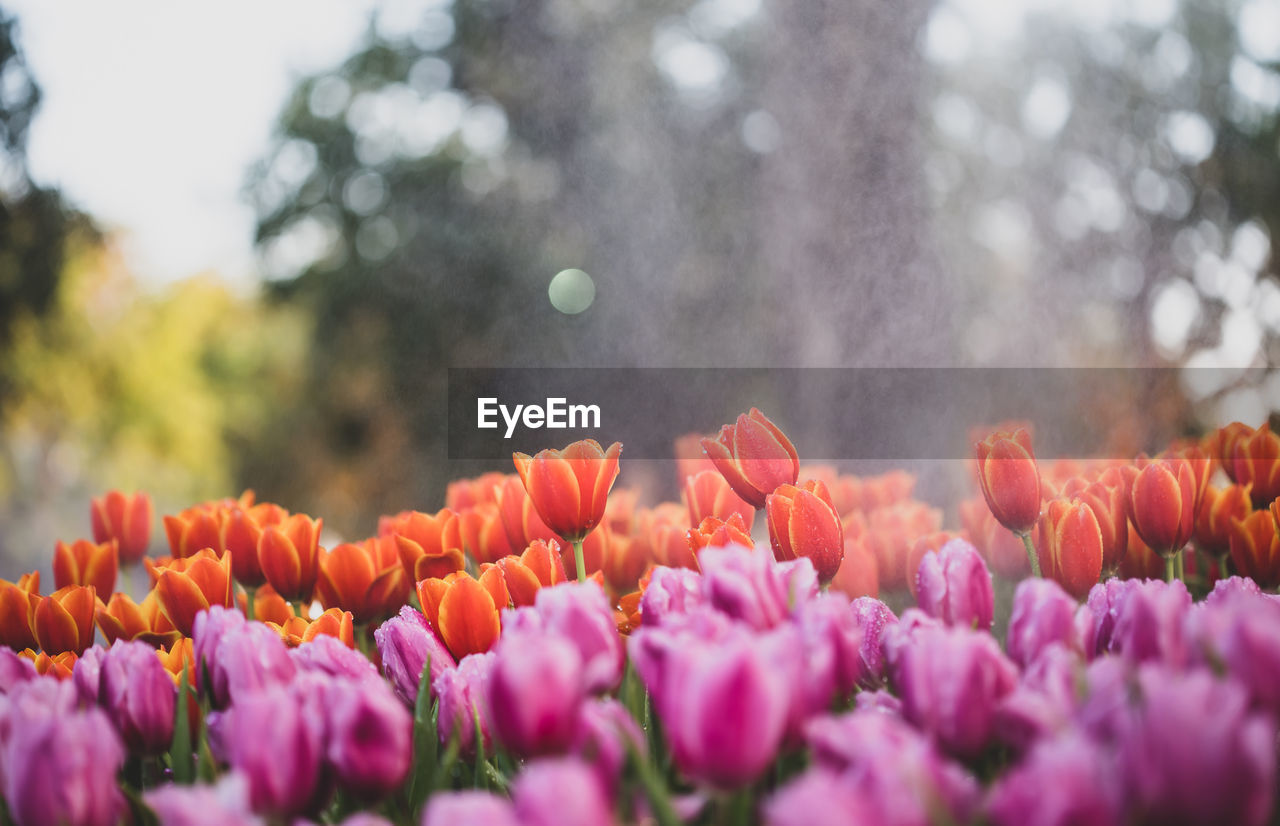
(548, 268, 595, 315)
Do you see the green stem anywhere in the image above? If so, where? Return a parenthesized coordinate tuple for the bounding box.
(572, 538, 587, 583)
(1176, 548, 1185, 583)
(245, 586, 256, 622)
(1165, 554, 1176, 584)
(1019, 532, 1042, 578)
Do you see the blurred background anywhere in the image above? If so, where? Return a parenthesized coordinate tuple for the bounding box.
(0, 0, 1277, 574)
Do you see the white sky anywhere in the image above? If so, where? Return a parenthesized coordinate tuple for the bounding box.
(6, 0, 379, 285)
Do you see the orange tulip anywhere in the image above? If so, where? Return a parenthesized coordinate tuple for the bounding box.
(444, 472, 506, 511)
(1125, 458, 1196, 556)
(1230, 510, 1280, 587)
(0, 572, 40, 651)
(766, 480, 845, 584)
(156, 637, 196, 684)
(496, 475, 561, 550)
(316, 537, 410, 624)
(495, 539, 569, 607)
(153, 549, 234, 636)
(959, 498, 1029, 580)
(616, 589, 644, 636)
(1034, 499, 1104, 599)
(416, 567, 508, 660)
(386, 509, 465, 582)
(631, 504, 692, 570)
(53, 539, 118, 598)
(458, 503, 516, 565)
(163, 507, 223, 560)
(1195, 484, 1252, 559)
(684, 470, 755, 533)
(33, 585, 97, 655)
(257, 513, 322, 602)
(248, 583, 296, 626)
(513, 440, 623, 542)
(90, 490, 153, 564)
(605, 488, 640, 536)
(974, 428, 1042, 535)
(95, 591, 180, 648)
(600, 526, 649, 596)
(674, 432, 717, 487)
(1225, 423, 1280, 508)
(20, 649, 77, 680)
(269, 608, 356, 648)
(1061, 468, 1128, 573)
(687, 513, 755, 561)
(222, 502, 289, 587)
(700, 408, 799, 510)
(864, 502, 943, 590)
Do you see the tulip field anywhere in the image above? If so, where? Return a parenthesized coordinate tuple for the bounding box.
(5, 408, 1280, 825)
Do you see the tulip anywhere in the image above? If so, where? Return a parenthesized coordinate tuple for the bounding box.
(458, 503, 516, 564)
(373, 606, 456, 707)
(385, 509, 465, 581)
(18, 649, 78, 679)
(993, 643, 1083, 753)
(687, 513, 754, 561)
(699, 545, 794, 630)
(0, 647, 36, 693)
(1062, 468, 1128, 573)
(639, 566, 704, 627)
(222, 502, 288, 587)
(257, 513, 322, 602)
(700, 408, 800, 510)
(1126, 458, 1197, 558)
(327, 681, 412, 800)
(974, 427, 1041, 535)
(889, 624, 1018, 759)
(71, 644, 104, 707)
(162, 506, 223, 560)
(1107, 579, 1192, 666)
(99, 639, 176, 755)
(211, 619, 299, 708)
(509, 581, 624, 693)
(766, 480, 845, 584)
(214, 686, 324, 817)
(153, 548, 234, 636)
(495, 539, 569, 607)
(598, 525, 649, 596)
(1118, 666, 1275, 826)
(417, 567, 508, 660)
(1006, 578, 1081, 667)
(290, 633, 379, 683)
(1230, 510, 1280, 587)
(145, 773, 263, 826)
(986, 732, 1122, 826)
(512, 757, 619, 826)
(421, 792, 518, 826)
(52, 539, 118, 599)
(1187, 588, 1280, 714)
(1225, 423, 1280, 508)
(864, 502, 943, 590)
(94, 591, 179, 648)
(914, 539, 994, 631)
(434, 651, 495, 754)
(32, 585, 96, 655)
(960, 497, 1030, 579)
(1034, 498, 1104, 598)
(793, 594, 869, 698)
(443, 472, 507, 511)
(763, 768, 874, 826)
(315, 537, 409, 624)
(829, 535, 879, 599)
(3, 707, 125, 826)
(90, 489, 152, 565)
(487, 632, 586, 756)
(571, 698, 646, 795)
(902, 531, 961, 598)
(684, 469, 755, 532)
(0, 572, 40, 651)
(637, 626, 791, 788)
(269, 607, 356, 648)
(495, 475, 561, 551)
(631, 503, 693, 569)
(1195, 483, 1251, 559)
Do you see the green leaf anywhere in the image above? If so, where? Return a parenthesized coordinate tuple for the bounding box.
(409, 656, 437, 812)
(170, 662, 194, 784)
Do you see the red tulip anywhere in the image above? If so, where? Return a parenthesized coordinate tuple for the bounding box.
(1195, 484, 1252, 559)
(90, 490, 153, 564)
(1034, 499, 1103, 599)
(1225, 423, 1280, 508)
(53, 539, 118, 599)
(974, 428, 1041, 535)
(700, 408, 799, 509)
(687, 513, 754, 561)
(512, 440, 623, 542)
(765, 480, 844, 584)
(1061, 468, 1128, 573)
(458, 503, 516, 564)
(829, 536, 879, 599)
(496, 539, 570, 607)
(631, 504, 693, 570)
(684, 470, 755, 532)
(1126, 458, 1196, 556)
(1230, 510, 1280, 587)
(960, 498, 1030, 579)
(495, 475, 561, 550)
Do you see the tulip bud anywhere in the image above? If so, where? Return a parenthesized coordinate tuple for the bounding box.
(488, 632, 586, 757)
(95, 590, 179, 648)
(153, 548, 234, 636)
(1195, 484, 1252, 559)
(33, 585, 97, 656)
(290, 633, 379, 683)
(829, 535, 879, 599)
(512, 440, 623, 542)
(1006, 578, 1081, 667)
(766, 480, 845, 584)
(0, 573, 40, 652)
(422, 792, 518, 826)
(315, 537, 409, 625)
(214, 687, 324, 818)
(960, 498, 1030, 579)
(510, 581, 624, 693)
(1062, 468, 1128, 573)
(434, 652, 495, 755)
(145, 773, 261, 826)
(417, 568, 508, 660)
(3, 706, 125, 826)
(1226, 423, 1280, 508)
(90, 490, 152, 565)
(571, 698, 646, 796)
(512, 757, 619, 826)
(98, 639, 176, 755)
(986, 733, 1122, 826)
(687, 513, 754, 561)
(162, 506, 223, 560)
(974, 428, 1041, 535)
(684, 469, 755, 531)
(53, 539, 118, 600)
(1034, 498, 1104, 599)
(327, 681, 412, 800)
(914, 539, 994, 632)
(373, 607, 453, 708)
(700, 408, 800, 509)
(1126, 458, 1196, 556)
(903, 531, 961, 598)
(386, 509, 465, 581)
(699, 545, 794, 630)
(458, 502, 516, 565)
(1229, 510, 1280, 588)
